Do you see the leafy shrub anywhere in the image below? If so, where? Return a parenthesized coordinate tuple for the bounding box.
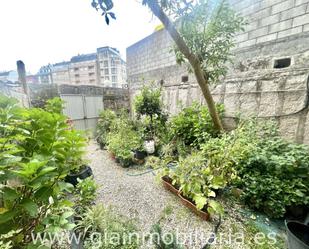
(134, 85, 162, 119)
(168, 152, 224, 215)
(236, 134, 309, 218)
(134, 85, 167, 140)
(44, 97, 64, 114)
(201, 118, 309, 218)
(75, 177, 98, 214)
(96, 109, 117, 147)
(0, 95, 86, 246)
(77, 205, 138, 249)
(150, 224, 183, 249)
(107, 120, 143, 166)
(170, 102, 224, 148)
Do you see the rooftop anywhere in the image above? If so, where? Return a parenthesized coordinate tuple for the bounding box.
(71, 53, 97, 63)
(0, 71, 11, 77)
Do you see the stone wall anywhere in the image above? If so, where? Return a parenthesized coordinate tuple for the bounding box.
(28, 84, 130, 112)
(126, 0, 309, 144)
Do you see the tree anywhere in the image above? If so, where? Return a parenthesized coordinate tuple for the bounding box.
(91, 0, 245, 132)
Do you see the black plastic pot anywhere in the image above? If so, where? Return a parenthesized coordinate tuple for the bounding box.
(286, 221, 309, 249)
(119, 158, 132, 168)
(134, 150, 147, 160)
(65, 166, 93, 187)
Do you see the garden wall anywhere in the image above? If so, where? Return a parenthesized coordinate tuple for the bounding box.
(27, 84, 130, 111)
(126, 0, 309, 144)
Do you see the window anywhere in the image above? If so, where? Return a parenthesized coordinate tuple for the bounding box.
(74, 67, 79, 71)
(76, 80, 80, 84)
(274, 58, 291, 69)
(104, 61, 109, 67)
(112, 76, 117, 83)
(104, 69, 109, 75)
(90, 79, 95, 83)
(88, 65, 95, 70)
(105, 76, 110, 80)
(111, 59, 115, 66)
(75, 74, 80, 78)
(181, 75, 189, 82)
(111, 68, 117, 74)
(89, 72, 95, 76)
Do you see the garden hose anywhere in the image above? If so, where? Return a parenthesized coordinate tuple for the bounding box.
(125, 167, 162, 176)
(125, 163, 177, 177)
(201, 215, 222, 249)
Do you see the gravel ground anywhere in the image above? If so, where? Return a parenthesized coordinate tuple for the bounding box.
(85, 140, 285, 249)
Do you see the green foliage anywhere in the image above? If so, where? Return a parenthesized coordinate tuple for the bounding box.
(174, 0, 246, 83)
(168, 152, 224, 215)
(145, 156, 162, 169)
(75, 177, 98, 214)
(236, 132, 309, 218)
(201, 118, 309, 218)
(96, 109, 117, 147)
(150, 224, 183, 249)
(44, 97, 64, 114)
(0, 95, 86, 246)
(134, 85, 162, 118)
(134, 84, 167, 140)
(107, 117, 143, 167)
(77, 205, 139, 249)
(170, 102, 224, 148)
(0, 229, 21, 249)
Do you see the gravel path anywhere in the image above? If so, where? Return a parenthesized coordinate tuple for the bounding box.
(85, 140, 283, 249)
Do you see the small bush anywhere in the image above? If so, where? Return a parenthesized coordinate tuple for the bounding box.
(75, 177, 98, 214)
(201, 119, 309, 218)
(170, 102, 224, 148)
(107, 120, 143, 166)
(77, 205, 138, 249)
(0, 95, 86, 246)
(96, 109, 117, 147)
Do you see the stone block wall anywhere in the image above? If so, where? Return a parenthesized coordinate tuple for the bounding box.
(232, 0, 309, 48)
(127, 0, 309, 144)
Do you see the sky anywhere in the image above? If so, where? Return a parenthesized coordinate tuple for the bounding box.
(0, 0, 160, 74)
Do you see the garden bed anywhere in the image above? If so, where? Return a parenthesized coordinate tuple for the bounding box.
(162, 176, 210, 221)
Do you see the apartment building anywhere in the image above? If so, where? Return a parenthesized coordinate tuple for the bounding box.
(69, 54, 99, 85)
(37, 65, 53, 84)
(52, 61, 71, 85)
(37, 46, 126, 87)
(97, 46, 127, 88)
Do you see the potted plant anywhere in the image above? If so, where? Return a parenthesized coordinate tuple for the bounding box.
(162, 152, 225, 219)
(96, 109, 117, 149)
(134, 84, 167, 154)
(65, 165, 93, 187)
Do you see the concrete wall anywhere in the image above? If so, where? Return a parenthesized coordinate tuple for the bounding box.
(126, 0, 309, 144)
(27, 84, 130, 112)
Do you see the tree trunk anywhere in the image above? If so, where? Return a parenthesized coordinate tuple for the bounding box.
(146, 1, 224, 132)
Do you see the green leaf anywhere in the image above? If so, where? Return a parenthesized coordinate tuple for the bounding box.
(194, 195, 207, 210)
(21, 198, 38, 217)
(38, 166, 56, 176)
(207, 200, 224, 215)
(3, 187, 19, 202)
(34, 187, 53, 201)
(62, 211, 74, 219)
(207, 190, 216, 198)
(0, 210, 17, 224)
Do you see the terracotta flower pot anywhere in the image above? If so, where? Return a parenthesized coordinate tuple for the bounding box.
(161, 175, 210, 221)
(177, 193, 210, 221)
(161, 176, 179, 196)
(109, 152, 116, 160)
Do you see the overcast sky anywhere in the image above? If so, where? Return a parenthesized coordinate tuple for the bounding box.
(0, 0, 160, 74)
